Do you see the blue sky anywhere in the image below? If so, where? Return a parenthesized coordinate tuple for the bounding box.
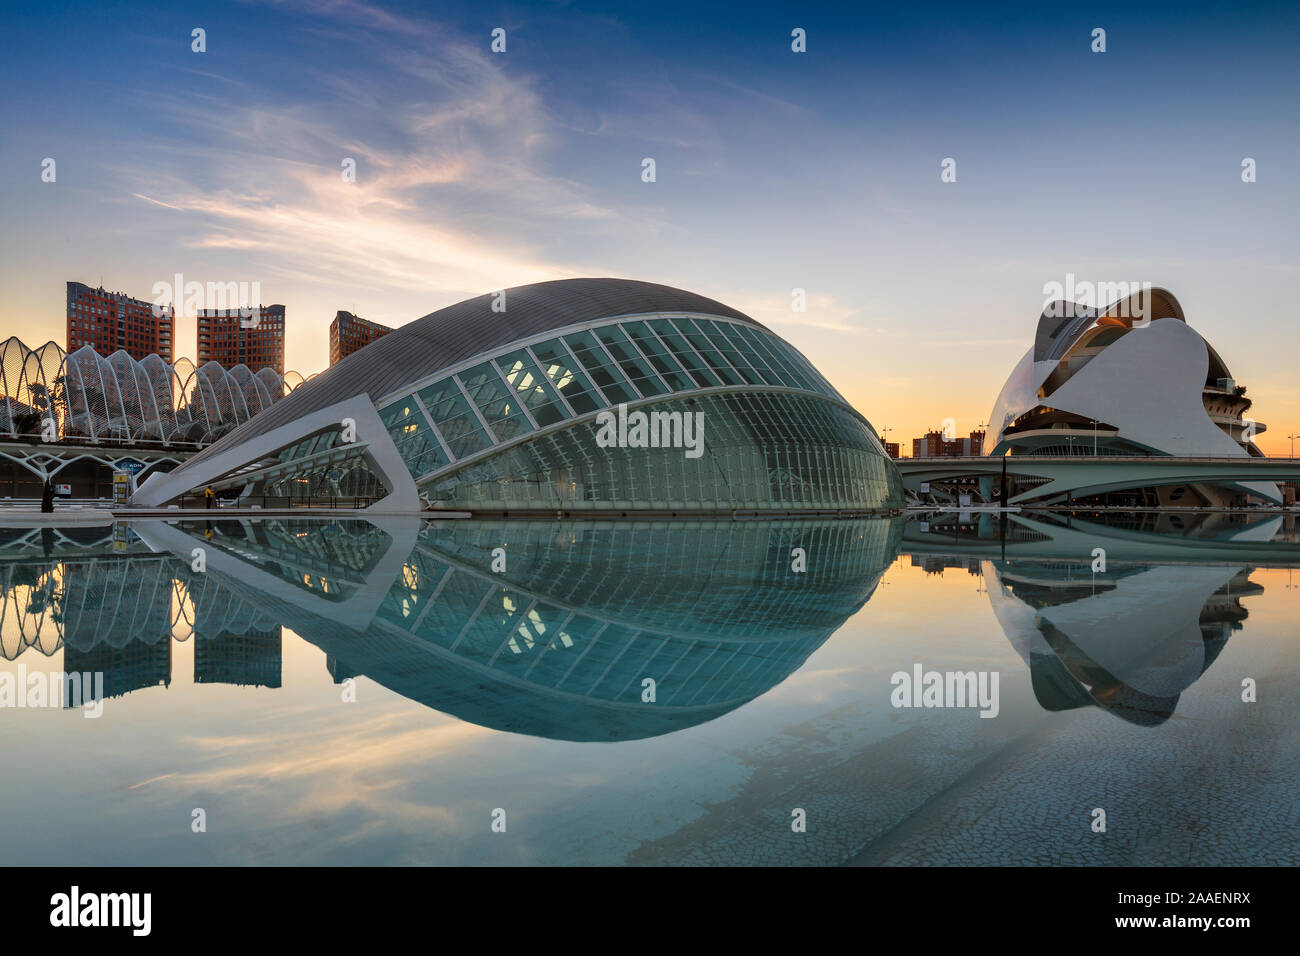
(3, 0, 1298, 449)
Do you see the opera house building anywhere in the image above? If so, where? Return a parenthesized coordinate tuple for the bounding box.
(135, 279, 902, 513)
(986, 287, 1280, 506)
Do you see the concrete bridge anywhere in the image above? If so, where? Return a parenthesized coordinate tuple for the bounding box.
(894, 455, 1300, 506)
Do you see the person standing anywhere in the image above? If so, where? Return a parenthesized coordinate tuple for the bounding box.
(204, 486, 215, 509)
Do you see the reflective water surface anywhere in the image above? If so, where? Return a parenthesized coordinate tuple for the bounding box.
(0, 511, 1296, 865)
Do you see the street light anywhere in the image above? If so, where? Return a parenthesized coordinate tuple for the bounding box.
(1289, 433, 1298, 459)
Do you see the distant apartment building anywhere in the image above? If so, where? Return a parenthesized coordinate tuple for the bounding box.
(912, 429, 986, 458)
(329, 311, 392, 366)
(66, 281, 173, 362)
(197, 304, 285, 374)
(883, 441, 900, 459)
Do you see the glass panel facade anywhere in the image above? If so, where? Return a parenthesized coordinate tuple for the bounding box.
(732, 324, 814, 391)
(557, 330, 638, 405)
(457, 361, 533, 443)
(379, 401, 448, 478)
(693, 320, 766, 385)
(528, 339, 603, 415)
(667, 318, 743, 386)
(618, 321, 695, 391)
(646, 319, 721, 389)
(495, 349, 569, 427)
(592, 325, 668, 397)
(418, 378, 491, 459)
(423, 390, 900, 511)
(368, 314, 894, 509)
(710, 321, 783, 387)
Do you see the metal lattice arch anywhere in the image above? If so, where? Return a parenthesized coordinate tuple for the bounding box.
(134, 278, 903, 513)
(0, 337, 310, 445)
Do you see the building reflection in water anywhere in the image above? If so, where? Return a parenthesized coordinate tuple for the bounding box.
(0, 516, 904, 739)
(903, 509, 1290, 725)
(4, 508, 1295, 733)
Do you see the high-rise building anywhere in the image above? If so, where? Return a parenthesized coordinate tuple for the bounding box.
(329, 311, 392, 366)
(197, 304, 285, 374)
(912, 429, 985, 458)
(66, 281, 174, 362)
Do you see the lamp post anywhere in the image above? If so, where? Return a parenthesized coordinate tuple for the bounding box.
(1289, 433, 1298, 459)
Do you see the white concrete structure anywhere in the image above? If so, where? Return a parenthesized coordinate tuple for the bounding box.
(0, 336, 309, 445)
(986, 288, 1280, 505)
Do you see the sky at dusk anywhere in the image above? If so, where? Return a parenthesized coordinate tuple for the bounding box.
(2, 0, 1298, 451)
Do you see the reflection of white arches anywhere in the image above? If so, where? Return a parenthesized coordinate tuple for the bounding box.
(0, 337, 308, 445)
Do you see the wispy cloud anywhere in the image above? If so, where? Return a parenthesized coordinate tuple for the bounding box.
(120, 5, 632, 303)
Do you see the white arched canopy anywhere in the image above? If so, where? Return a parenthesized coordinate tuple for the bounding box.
(0, 339, 306, 444)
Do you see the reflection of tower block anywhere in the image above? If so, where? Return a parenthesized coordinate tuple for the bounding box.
(327, 655, 358, 684)
(194, 628, 282, 688)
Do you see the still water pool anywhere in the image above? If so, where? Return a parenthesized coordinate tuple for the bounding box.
(0, 511, 1295, 865)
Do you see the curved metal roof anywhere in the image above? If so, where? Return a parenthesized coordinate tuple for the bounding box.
(186, 278, 760, 465)
(1034, 286, 1185, 363)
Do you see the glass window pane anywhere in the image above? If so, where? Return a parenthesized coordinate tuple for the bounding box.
(593, 325, 668, 396)
(495, 350, 569, 427)
(379, 400, 449, 477)
(712, 322, 783, 386)
(670, 318, 743, 386)
(620, 321, 696, 391)
(417, 379, 491, 459)
(734, 325, 812, 390)
(560, 331, 638, 404)
(697, 320, 764, 385)
(648, 319, 721, 388)
(419, 378, 467, 421)
(456, 362, 533, 443)
(528, 339, 602, 414)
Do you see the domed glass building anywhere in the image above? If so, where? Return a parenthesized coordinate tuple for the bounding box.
(135, 278, 902, 513)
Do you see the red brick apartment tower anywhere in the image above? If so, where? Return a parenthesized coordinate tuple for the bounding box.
(197, 304, 286, 374)
(329, 311, 392, 366)
(66, 281, 174, 362)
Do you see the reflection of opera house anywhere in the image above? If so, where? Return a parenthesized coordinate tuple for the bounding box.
(987, 288, 1281, 506)
(903, 511, 1271, 725)
(135, 279, 902, 513)
(989, 559, 1256, 726)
